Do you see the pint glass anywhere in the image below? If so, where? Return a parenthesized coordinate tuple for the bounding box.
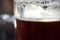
(14, 0, 60, 40)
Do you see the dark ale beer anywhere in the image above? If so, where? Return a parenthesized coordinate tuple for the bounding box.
(15, 0, 60, 40)
(16, 19, 60, 40)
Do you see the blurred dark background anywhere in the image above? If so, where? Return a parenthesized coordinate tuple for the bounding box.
(0, 0, 13, 15)
(0, 0, 15, 40)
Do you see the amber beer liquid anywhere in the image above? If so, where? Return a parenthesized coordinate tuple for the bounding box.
(15, 0, 60, 40)
(16, 19, 60, 40)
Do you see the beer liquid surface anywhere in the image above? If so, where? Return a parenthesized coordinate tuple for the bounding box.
(16, 19, 60, 40)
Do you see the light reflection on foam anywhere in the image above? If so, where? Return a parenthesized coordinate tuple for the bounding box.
(16, 17, 60, 22)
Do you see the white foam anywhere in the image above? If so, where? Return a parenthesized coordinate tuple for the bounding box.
(14, 0, 60, 22)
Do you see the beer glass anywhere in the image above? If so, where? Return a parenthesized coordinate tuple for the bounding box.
(14, 0, 60, 40)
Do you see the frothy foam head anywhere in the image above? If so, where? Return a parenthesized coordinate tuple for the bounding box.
(14, 0, 60, 22)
